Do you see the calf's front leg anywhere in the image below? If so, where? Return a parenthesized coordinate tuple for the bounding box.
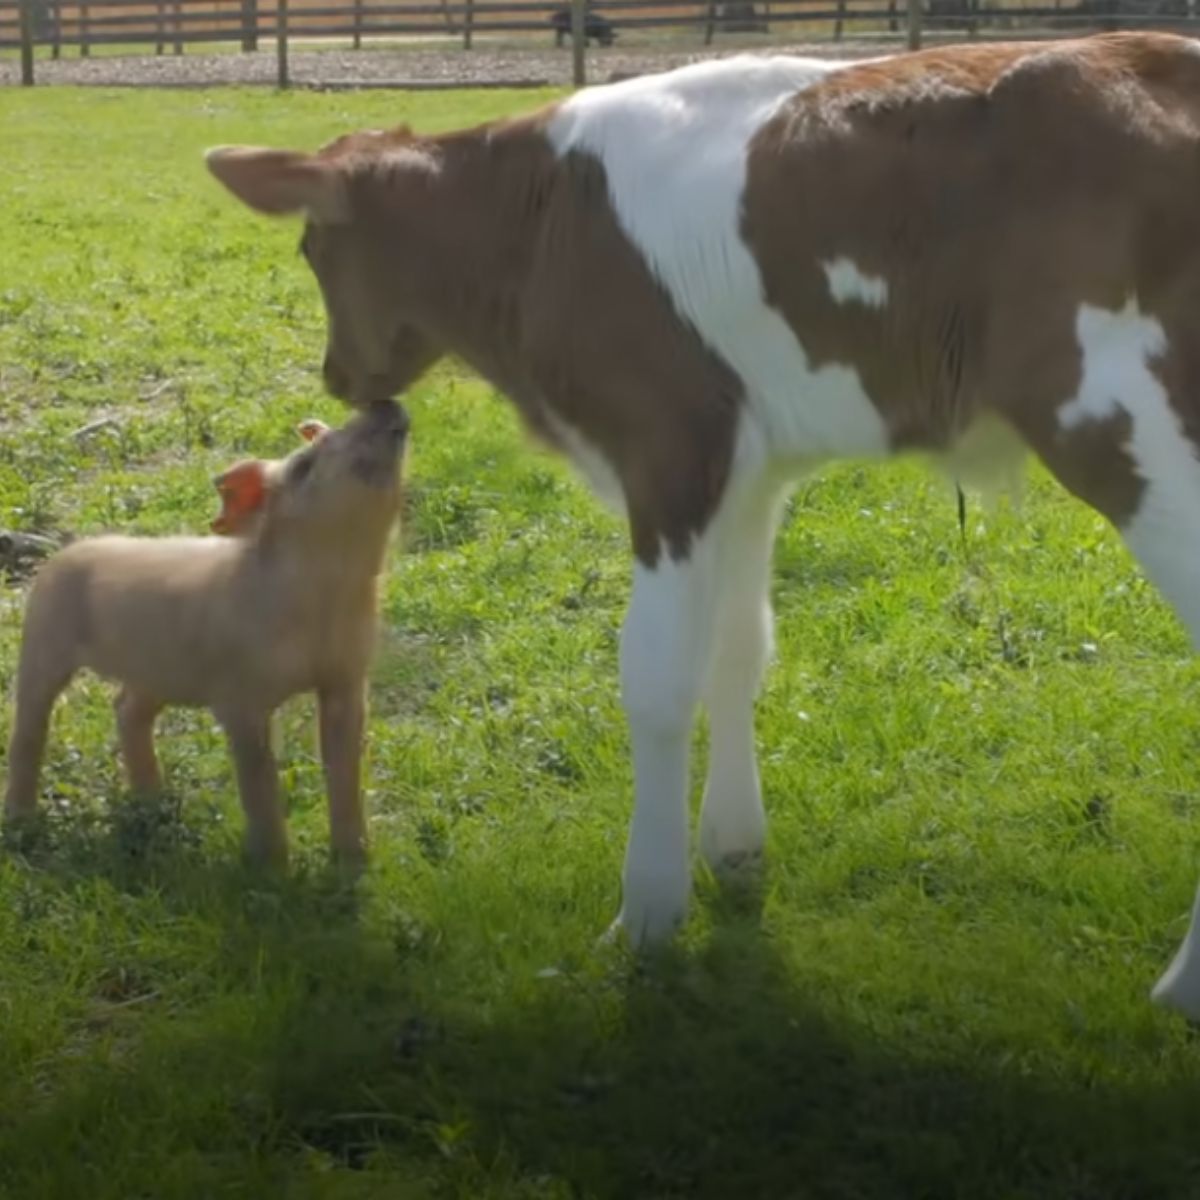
(700, 482, 786, 875)
(614, 534, 720, 946)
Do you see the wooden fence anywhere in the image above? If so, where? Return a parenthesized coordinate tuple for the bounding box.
(2, 0, 1197, 87)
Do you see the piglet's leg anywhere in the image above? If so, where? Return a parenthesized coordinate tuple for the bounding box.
(4, 627, 77, 823)
(318, 680, 367, 866)
(114, 687, 164, 794)
(217, 706, 287, 866)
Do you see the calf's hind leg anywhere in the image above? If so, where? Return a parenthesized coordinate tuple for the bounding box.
(1119, 488, 1200, 1021)
(1020, 299, 1200, 1019)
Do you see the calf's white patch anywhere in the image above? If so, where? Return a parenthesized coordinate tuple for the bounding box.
(821, 256, 889, 308)
(547, 56, 890, 466)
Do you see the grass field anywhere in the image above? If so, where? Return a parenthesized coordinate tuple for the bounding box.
(3, 87, 1200, 1200)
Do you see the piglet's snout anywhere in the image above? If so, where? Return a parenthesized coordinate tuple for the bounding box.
(364, 399, 409, 440)
(350, 400, 409, 483)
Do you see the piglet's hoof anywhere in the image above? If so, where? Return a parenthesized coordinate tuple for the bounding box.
(242, 834, 289, 872)
(331, 844, 368, 880)
(1, 808, 47, 854)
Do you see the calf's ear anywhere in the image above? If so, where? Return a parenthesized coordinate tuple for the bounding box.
(204, 146, 347, 222)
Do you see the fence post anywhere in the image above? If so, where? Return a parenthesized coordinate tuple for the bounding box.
(172, 0, 181, 53)
(462, 0, 473, 49)
(276, 0, 289, 88)
(51, 0, 60, 58)
(79, 1, 88, 55)
(19, 0, 34, 85)
(156, 0, 164, 52)
(242, 0, 258, 50)
(703, 0, 715, 42)
(833, 0, 846, 39)
(569, 0, 585, 87)
(352, 0, 361, 46)
(905, 0, 921, 49)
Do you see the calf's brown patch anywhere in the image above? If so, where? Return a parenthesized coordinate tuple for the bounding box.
(742, 32, 1200, 526)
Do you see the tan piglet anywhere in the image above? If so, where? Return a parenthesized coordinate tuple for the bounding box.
(3, 400, 408, 865)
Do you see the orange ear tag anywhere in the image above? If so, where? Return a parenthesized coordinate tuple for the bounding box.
(210, 459, 267, 535)
(296, 419, 330, 443)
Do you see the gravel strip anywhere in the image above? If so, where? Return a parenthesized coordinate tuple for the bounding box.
(0, 37, 896, 89)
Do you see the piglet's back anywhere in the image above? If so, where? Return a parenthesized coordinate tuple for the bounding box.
(32, 535, 248, 706)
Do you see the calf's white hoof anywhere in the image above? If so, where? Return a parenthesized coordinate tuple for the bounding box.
(704, 842, 765, 877)
(611, 875, 689, 949)
(1151, 886, 1200, 1022)
(699, 802, 765, 878)
(1151, 957, 1200, 1023)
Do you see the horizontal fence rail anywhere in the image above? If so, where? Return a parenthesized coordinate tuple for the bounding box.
(3, 0, 1197, 83)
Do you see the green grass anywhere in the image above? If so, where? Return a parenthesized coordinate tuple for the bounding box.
(2, 87, 1200, 1199)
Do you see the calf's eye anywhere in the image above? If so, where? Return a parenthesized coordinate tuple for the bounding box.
(290, 454, 316, 485)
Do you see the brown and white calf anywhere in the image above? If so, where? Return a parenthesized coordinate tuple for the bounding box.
(207, 31, 1200, 1018)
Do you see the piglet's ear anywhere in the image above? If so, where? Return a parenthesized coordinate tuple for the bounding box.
(205, 146, 348, 223)
(297, 418, 331, 443)
(211, 458, 268, 536)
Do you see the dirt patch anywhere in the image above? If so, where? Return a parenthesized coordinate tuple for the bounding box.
(0, 529, 67, 584)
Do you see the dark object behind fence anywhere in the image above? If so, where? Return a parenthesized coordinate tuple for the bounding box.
(550, 3, 614, 44)
(712, 0, 765, 29)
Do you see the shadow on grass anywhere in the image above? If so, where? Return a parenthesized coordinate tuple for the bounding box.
(5, 808, 1200, 1200)
(438, 931, 1200, 1200)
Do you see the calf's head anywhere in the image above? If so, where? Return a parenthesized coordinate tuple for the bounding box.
(213, 402, 409, 560)
(205, 137, 441, 407)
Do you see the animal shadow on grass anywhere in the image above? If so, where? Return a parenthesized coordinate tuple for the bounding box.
(438, 926, 1200, 1200)
(6, 810, 1200, 1199)
(4, 785, 358, 903)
